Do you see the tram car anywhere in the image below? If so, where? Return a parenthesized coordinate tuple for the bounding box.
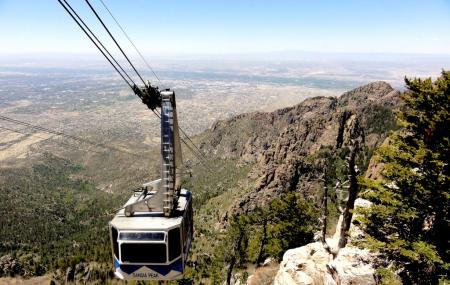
(57, 1, 195, 280)
(109, 185, 193, 280)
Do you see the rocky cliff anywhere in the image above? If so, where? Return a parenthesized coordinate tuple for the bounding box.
(198, 81, 400, 216)
(185, 81, 402, 283)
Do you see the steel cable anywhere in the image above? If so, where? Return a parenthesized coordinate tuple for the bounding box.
(85, 0, 147, 86)
(57, 0, 133, 89)
(98, 0, 161, 82)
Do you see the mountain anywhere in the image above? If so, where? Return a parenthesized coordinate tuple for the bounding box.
(183, 81, 401, 283)
(195, 81, 399, 215)
(0, 81, 402, 284)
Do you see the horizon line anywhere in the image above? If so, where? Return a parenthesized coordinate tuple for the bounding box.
(1, 50, 450, 58)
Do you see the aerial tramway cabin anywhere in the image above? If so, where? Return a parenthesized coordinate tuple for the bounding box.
(110, 186, 193, 280)
(107, 89, 193, 281)
(56, 0, 195, 280)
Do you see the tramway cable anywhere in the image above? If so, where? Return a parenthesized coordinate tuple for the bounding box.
(57, 0, 133, 89)
(98, 0, 161, 82)
(59, 0, 205, 164)
(84, 0, 147, 86)
(151, 109, 209, 169)
(153, 108, 207, 161)
(0, 115, 140, 157)
(1, 125, 194, 177)
(61, 0, 136, 86)
(0, 125, 105, 155)
(88, 0, 202, 158)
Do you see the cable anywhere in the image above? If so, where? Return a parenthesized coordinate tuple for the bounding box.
(59, 0, 202, 161)
(0, 125, 104, 155)
(151, 109, 209, 170)
(154, 109, 207, 162)
(62, 0, 136, 86)
(178, 126, 205, 159)
(97, 0, 161, 82)
(85, 0, 147, 86)
(57, 0, 133, 89)
(58, 0, 207, 172)
(180, 137, 210, 168)
(0, 115, 140, 157)
(0, 125, 51, 141)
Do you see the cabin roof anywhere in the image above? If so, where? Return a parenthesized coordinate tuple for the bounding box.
(110, 189, 190, 231)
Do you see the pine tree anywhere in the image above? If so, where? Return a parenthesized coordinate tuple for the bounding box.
(266, 192, 318, 260)
(223, 215, 250, 285)
(359, 71, 450, 284)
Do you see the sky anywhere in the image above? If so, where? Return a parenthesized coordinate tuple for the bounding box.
(0, 0, 449, 56)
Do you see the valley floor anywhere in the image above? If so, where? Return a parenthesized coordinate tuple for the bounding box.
(0, 276, 51, 285)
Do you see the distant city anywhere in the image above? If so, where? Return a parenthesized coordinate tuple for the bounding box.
(1, 52, 449, 148)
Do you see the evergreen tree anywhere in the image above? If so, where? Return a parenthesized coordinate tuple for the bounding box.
(266, 192, 318, 260)
(360, 71, 449, 284)
(223, 215, 250, 285)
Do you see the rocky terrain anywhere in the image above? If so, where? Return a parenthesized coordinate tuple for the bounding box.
(180, 81, 402, 283)
(1, 80, 402, 284)
(197, 81, 400, 216)
(273, 199, 378, 285)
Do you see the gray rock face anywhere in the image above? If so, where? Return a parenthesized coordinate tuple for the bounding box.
(49, 262, 97, 284)
(65, 266, 74, 283)
(273, 242, 377, 285)
(273, 199, 378, 285)
(199, 81, 400, 215)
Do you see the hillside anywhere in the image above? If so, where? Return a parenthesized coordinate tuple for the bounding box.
(0, 81, 401, 284)
(182, 81, 401, 282)
(195, 81, 399, 214)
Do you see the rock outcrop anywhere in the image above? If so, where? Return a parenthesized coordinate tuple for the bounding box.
(0, 255, 23, 277)
(0, 254, 45, 278)
(273, 242, 376, 285)
(273, 199, 378, 285)
(199, 81, 400, 216)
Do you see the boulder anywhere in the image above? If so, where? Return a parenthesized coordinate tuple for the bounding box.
(273, 242, 333, 285)
(274, 242, 376, 285)
(328, 247, 377, 285)
(262, 257, 276, 267)
(65, 267, 74, 283)
(0, 255, 23, 277)
(273, 198, 378, 285)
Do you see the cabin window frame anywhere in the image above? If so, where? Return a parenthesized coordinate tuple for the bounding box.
(168, 227, 182, 261)
(118, 230, 169, 264)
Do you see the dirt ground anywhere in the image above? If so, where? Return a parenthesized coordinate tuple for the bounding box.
(0, 276, 51, 285)
(0, 132, 52, 162)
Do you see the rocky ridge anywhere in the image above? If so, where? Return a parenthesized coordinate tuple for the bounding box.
(198, 81, 400, 215)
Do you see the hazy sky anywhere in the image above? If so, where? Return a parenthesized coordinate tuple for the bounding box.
(0, 0, 449, 55)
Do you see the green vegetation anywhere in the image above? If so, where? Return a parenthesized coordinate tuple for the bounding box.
(359, 71, 450, 284)
(0, 153, 124, 279)
(0, 75, 424, 284)
(179, 158, 253, 284)
(255, 192, 319, 260)
(182, 159, 252, 210)
(306, 144, 382, 236)
(220, 192, 318, 283)
(181, 189, 319, 284)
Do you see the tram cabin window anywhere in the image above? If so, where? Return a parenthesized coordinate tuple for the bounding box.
(119, 232, 165, 241)
(168, 227, 181, 261)
(119, 231, 167, 263)
(121, 243, 167, 263)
